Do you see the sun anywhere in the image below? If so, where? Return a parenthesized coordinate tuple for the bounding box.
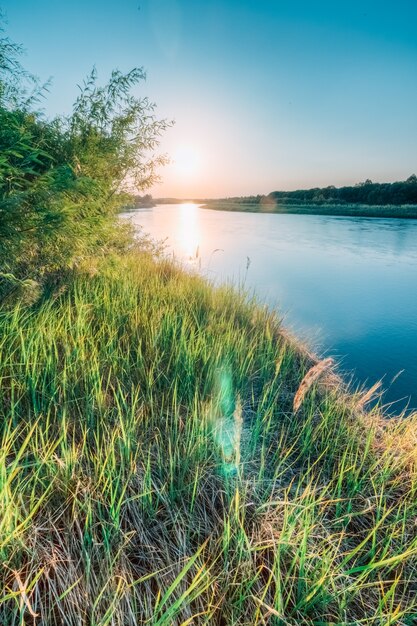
(173, 146, 201, 178)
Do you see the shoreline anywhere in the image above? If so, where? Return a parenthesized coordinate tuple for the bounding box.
(200, 201, 417, 219)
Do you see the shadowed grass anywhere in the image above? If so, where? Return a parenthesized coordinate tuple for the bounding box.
(1, 251, 417, 625)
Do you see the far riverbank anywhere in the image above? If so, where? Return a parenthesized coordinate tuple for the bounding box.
(200, 200, 417, 219)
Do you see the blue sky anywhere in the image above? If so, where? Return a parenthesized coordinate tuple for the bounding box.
(2, 0, 417, 197)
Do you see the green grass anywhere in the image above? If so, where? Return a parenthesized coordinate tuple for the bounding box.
(204, 200, 417, 219)
(1, 251, 417, 625)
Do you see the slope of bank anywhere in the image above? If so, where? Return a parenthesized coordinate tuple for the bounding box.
(1, 251, 417, 625)
(203, 200, 417, 219)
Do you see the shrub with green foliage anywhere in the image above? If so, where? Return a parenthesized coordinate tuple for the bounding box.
(0, 19, 170, 298)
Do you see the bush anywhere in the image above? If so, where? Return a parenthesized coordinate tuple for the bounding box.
(0, 19, 171, 295)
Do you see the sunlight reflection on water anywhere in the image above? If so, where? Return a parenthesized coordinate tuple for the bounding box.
(177, 203, 201, 260)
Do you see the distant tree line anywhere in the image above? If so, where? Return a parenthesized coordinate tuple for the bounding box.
(214, 177, 417, 207)
(124, 194, 156, 209)
(269, 176, 417, 205)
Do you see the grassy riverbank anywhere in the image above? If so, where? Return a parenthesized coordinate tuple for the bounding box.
(203, 200, 417, 219)
(1, 250, 417, 625)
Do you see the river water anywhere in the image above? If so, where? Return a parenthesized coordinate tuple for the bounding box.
(122, 203, 417, 414)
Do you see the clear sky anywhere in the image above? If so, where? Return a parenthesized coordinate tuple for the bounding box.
(2, 0, 417, 197)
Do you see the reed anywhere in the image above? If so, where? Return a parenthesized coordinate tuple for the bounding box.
(356, 380, 383, 409)
(293, 357, 334, 412)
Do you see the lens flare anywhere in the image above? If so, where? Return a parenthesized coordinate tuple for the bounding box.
(210, 368, 242, 476)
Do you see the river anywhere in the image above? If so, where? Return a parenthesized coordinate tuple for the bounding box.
(122, 203, 417, 414)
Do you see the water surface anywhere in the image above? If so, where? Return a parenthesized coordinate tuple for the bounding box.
(122, 203, 417, 413)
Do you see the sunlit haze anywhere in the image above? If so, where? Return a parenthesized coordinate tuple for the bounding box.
(2, 0, 417, 197)
(172, 146, 202, 182)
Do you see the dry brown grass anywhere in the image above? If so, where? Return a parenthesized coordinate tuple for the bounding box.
(293, 357, 334, 412)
